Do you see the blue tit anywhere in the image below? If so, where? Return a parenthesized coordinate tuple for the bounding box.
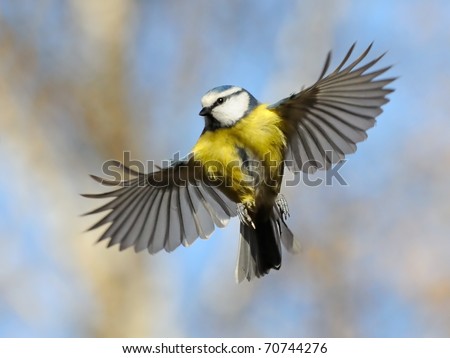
(84, 43, 395, 282)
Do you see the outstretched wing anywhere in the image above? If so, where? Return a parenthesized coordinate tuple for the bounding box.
(269, 43, 396, 172)
(83, 159, 237, 254)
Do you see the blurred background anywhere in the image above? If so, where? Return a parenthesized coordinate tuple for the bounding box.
(1, 0, 450, 338)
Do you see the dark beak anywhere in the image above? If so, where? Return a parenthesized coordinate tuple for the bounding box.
(199, 107, 210, 116)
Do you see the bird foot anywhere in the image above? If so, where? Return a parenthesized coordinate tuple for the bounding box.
(237, 203, 255, 229)
(276, 194, 290, 221)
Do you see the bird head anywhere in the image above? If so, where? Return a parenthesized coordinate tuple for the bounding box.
(199, 85, 258, 129)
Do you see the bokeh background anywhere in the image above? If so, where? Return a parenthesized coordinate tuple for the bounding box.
(1, 0, 450, 337)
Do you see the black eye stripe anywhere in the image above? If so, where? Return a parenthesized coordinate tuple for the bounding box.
(214, 90, 244, 107)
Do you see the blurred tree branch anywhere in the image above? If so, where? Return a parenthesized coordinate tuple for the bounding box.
(0, 1, 153, 337)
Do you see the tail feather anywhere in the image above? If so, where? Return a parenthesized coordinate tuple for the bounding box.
(236, 206, 296, 282)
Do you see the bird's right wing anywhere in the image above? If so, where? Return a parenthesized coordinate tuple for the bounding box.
(83, 159, 237, 254)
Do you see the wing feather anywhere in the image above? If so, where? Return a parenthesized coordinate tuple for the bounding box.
(164, 186, 183, 252)
(110, 187, 153, 249)
(83, 159, 236, 254)
(135, 189, 164, 252)
(119, 188, 156, 251)
(270, 44, 395, 172)
(148, 188, 171, 253)
(179, 185, 199, 246)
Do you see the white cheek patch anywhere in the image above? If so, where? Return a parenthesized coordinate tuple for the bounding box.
(212, 91, 250, 126)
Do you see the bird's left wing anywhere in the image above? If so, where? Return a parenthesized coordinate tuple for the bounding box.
(269, 43, 396, 172)
(83, 159, 237, 253)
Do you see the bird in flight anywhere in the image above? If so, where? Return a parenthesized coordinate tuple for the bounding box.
(83, 43, 395, 282)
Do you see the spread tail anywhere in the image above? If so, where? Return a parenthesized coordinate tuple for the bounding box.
(235, 205, 298, 282)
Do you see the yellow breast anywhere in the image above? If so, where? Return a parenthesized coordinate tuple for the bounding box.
(192, 104, 286, 204)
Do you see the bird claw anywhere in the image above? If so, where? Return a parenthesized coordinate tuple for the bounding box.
(276, 194, 290, 221)
(237, 203, 255, 229)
